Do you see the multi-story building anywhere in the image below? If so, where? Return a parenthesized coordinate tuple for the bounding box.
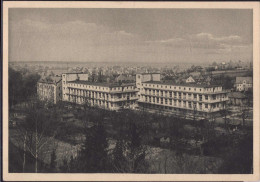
(37, 76, 62, 104)
(62, 72, 89, 101)
(62, 73, 138, 110)
(136, 73, 161, 99)
(138, 80, 229, 117)
(235, 77, 253, 91)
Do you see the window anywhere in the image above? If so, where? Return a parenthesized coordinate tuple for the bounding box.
(169, 92, 172, 97)
(157, 98, 159, 103)
(170, 99, 172, 105)
(199, 103, 202, 110)
(205, 104, 208, 108)
(188, 101, 192, 108)
(212, 95, 216, 100)
(165, 99, 168, 105)
(183, 93, 186, 99)
(161, 98, 163, 104)
(205, 95, 208, 100)
(199, 95, 202, 101)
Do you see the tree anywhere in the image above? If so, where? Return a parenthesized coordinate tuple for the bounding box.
(75, 121, 109, 172)
(8, 68, 40, 109)
(15, 99, 60, 172)
(111, 122, 148, 173)
(218, 133, 253, 174)
(49, 149, 57, 172)
(240, 104, 249, 127)
(219, 105, 231, 128)
(112, 139, 127, 172)
(60, 158, 69, 172)
(9, 68, 23, 108)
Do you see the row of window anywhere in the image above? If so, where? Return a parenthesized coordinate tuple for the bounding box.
(142, 84, 222, 92)
(66, 83, 134, 91)
(144, 96, 214, 109)
(68, 89, 135, 99)
(68, 96, 136, 107)
(143, 89, 223, 100)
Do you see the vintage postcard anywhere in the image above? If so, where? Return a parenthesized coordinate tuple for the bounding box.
(2, 1, 260, 181)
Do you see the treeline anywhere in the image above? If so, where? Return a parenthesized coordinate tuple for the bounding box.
(58, 108, 148, 173)
(10, 100, 149, 173)
(10, 100, 253, 173)
(9, 67, 41, 108)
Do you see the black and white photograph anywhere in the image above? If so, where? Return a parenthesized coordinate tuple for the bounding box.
(2, 1, 260, 181)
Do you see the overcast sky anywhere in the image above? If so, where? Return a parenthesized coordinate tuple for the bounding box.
(9, 8, 252, 63)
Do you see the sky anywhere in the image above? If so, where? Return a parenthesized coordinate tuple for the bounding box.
(9, 8, 253, 63)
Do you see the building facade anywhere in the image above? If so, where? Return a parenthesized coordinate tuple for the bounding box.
(136, 73, 161, 100)
(37, 76, 62, 104)
(138, 81, 229, 117)
(62, 73, 138, 110)
(235, 77, 253, 91)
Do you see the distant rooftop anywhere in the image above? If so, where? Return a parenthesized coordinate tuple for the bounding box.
(62, 72, 87, 74)
(143, 80, 221, 88)
(135, 72, 161, 75)
(68, 80, 135, 88)
(38, 76, 61, 84)
(236, 77, 253, 84)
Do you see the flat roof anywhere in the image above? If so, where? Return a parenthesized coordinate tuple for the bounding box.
(68, 80, 135, 88)
(143, 81, 221, 88)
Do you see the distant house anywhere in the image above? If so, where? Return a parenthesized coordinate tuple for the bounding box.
(235, 77, 253, 91)
(186, 76, 196, 83)
(228, 92, 247, 106)
(115, 74, 135, 83)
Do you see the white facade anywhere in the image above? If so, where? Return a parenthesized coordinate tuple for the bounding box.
(62, 73, 138, 110)
(136, 73, 161, 100)
(138, 81, 229, 115)
(62, 73, 89, 101)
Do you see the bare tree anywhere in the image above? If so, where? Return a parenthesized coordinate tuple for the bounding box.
(15, 99, 61, 172)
